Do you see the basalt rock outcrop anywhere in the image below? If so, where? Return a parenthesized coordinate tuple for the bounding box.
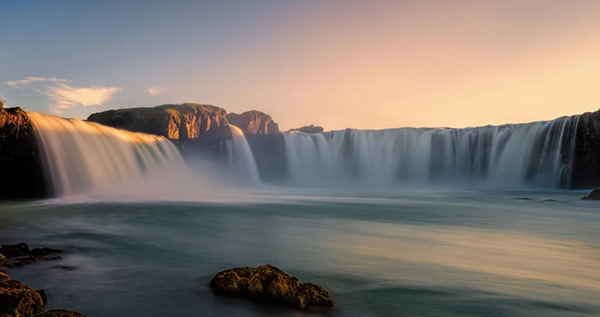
(210, 265, 334, 309)
(226, 110, 279, 135)
(0, 100, 47, 199)
(288, 125, 324, 134)
(87, 103, 230, 140)
(571, 109, 600, 189)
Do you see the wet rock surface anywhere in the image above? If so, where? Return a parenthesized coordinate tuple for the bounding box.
(210, 265, 334, 309)
(33, 309, 86, 317)
(0, 243, 62, 268)
(582, 189, 600, 200)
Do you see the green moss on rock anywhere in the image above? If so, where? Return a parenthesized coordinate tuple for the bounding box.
(210, 265, 334, 309)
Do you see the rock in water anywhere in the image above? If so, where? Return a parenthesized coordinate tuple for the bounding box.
(0, 243, 63, 267)
(0, 271, 46, 316)
(210, 265, 334, 309)
(33, 310, 87, 317)
(582, 189, 600, 200)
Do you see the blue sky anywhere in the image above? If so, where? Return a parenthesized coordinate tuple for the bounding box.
(2, 1, 600, 129)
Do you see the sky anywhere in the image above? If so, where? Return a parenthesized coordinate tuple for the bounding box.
(2, 0, 600, 130)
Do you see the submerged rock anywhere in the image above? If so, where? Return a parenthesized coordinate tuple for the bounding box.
(0, 270, 46, 316)
(582, 189, 600, 200)
(0, 243, 63, 268)
(210, 265, 334, 309)
(33, 309, 86, 317)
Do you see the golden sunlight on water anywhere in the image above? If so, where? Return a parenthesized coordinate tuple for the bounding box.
(331, 222, 600, 296)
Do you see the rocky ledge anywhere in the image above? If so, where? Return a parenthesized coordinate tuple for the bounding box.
(0, 243, 63, 268)
(210, 265, 334, 309)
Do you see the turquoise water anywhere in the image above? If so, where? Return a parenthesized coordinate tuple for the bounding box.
(1, 189, 599, 316)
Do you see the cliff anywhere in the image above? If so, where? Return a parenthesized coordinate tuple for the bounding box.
(226, 110, 279, 135)
(571, 109, 600, 188)
(0, 101, 47, 199)
(87, 103, 229, 140)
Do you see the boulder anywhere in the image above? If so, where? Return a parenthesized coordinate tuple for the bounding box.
(210, 265, 333, 309)
(87, 103, 229, 140)
(226, 110, 279, 135)
(582, 189, 600, 200)
(288, 125, 324, 133)
(0, 270, 46, 316)
(0, 102, 47, 199)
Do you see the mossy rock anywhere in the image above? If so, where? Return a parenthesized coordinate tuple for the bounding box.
(210, 265, 333, 309)
(0, 272, 45, 316)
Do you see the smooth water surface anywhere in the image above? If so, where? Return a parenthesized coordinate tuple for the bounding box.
(1, 189, 599, 317)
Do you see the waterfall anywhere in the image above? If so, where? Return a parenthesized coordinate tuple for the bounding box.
(29, 112, 188, 198)
(225, 125, 261, 185)
(282, 116, 579, 188)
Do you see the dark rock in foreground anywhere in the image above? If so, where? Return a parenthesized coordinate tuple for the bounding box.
(582, 189, 600, 200)
(288, 124, 324, 133)
(0, 271, 46, 316)
(0, 100, 47, 199)
(210, 265, 334, 309)
(0, 270, 86, 317)
(226, 110, 279, 135)
(0, 243, 63, 268)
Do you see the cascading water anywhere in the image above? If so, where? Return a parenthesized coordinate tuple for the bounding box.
(283, 116, 580, 188)
(225, 125, 261, 185)
(29, 112, 188, 198)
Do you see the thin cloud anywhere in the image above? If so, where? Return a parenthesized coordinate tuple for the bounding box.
(46, 84, 121, 113)
(5, 76, 67, 88)
(146, 86, 166, 97)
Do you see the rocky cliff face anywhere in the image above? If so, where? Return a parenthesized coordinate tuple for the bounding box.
(571, 109, 600, 189)
(226, 110, 279, 135)
(0, 101, 47, 199)
(87, 103, 229, 140)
